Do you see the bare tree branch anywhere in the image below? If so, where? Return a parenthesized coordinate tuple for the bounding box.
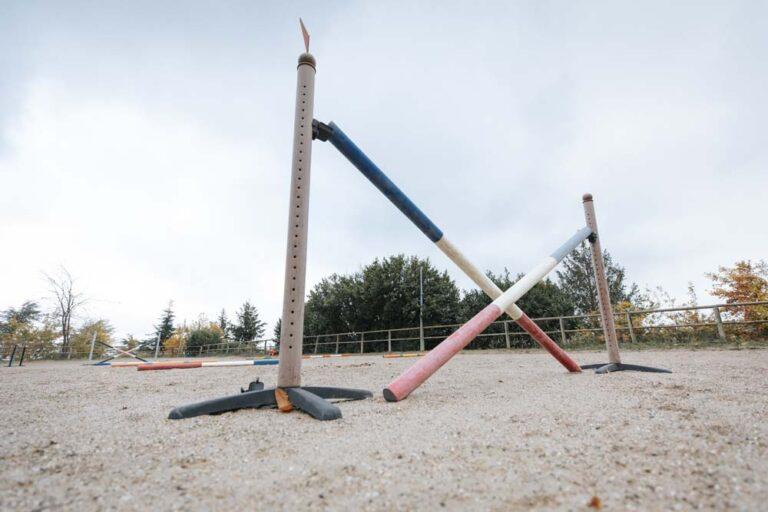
(44, 266, 87, 354)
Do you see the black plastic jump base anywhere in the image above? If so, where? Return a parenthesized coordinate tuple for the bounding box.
(580, 362, 672, 374)
(168, 379, 372, 421)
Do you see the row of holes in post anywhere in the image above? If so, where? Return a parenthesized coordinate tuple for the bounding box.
(287, 79, 309, 351)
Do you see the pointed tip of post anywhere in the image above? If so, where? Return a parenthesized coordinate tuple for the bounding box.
(299, 18, 310, 52)
(582, 193, 593, 202)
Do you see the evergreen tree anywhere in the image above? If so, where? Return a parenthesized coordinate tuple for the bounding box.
(232, 301, 266, 341)
(302, 255, 462, 351)
(153, 301, 175, 352)
(273, 318, 281, 351)
(217, 309, 230, 339)
(556, 242, 640, 314)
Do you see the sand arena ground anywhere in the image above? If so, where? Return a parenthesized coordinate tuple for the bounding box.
(1, 349, 766, 511)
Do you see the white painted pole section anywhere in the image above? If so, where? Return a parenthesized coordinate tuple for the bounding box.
(582, 194, 621, 364)
(435, 237, 525, 320)
(154, 333, 161, 360)
(278, 52, 316, 388)
(491, 258, 559, 311)
(201, 360, 274, 367)
(88, 332, 96, 361)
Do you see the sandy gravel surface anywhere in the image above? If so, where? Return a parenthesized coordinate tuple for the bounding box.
(1, 349, 767, 511)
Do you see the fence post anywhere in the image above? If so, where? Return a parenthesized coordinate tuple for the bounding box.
(387, 330, 392, 353)
(154, 333, 162, 360)
(503, 321, 511, 349)
(713, 306, 727, 341)
(626, 312, 637, 343)
(335, 334, 340, 354)
(559, 317, 567, 345)
(360, 332, 365, 354)
(314, 336, 319, 354)
(88, 332, 97, 361)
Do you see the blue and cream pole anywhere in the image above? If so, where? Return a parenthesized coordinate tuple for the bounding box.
(313, 121, 582, 372)
(277, 46, 316, 388)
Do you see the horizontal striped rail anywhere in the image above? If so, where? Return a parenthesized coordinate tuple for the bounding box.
(383, 227, 591, 402)
(137, 359, 278, 371)
(383, 353, 425, 359)
(321, 121, 581, 373)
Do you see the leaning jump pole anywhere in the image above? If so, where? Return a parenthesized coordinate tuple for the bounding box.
(384, 227, 592, 402)
(313, 121, 581, 373)
(579, 194, 671, 374)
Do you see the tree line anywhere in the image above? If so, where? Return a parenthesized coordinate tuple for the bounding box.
(2, 254, 767, 359)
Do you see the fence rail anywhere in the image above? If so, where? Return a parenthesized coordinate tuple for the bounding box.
(3, 301, 767, 361)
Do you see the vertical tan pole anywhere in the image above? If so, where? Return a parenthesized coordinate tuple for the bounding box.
(277, 52, 316, 387)
(626, 312, 637, 343)
(503, 321, 511, 349)
(582, 193, 622, 364)
(559, 317, 567, 345)
(713, 306, 727, 341)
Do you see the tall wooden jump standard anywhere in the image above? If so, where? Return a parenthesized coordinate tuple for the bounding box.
(578, 193, 670, 374)
(167, 21, 372, 421)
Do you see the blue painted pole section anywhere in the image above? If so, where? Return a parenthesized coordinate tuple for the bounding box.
(326, 122, 444, 243)
(549, 227, 592, 262)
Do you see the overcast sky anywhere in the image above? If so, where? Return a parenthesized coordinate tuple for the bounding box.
(1, 1, 766, 339)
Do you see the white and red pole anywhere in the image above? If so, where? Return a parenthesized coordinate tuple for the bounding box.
(384, 227, 592, 402)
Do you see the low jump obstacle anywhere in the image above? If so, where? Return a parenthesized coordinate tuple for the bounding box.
(169, 22, 668, 418)
(137, 359, 277, 371)
(93, 340, 149, 366)
(384, 228, 592, 401)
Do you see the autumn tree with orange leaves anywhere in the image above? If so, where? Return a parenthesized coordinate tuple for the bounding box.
(706, 260, 768, 321)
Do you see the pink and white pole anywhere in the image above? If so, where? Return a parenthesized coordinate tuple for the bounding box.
(384, 227, 592, 402)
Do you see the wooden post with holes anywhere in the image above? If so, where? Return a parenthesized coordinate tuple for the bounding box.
(277, 51, 316, 387)
(582, 194, 622, 364)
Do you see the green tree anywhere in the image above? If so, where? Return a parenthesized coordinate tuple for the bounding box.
(706, 259, 768, 322)
(273, 318, 281, 348)
(303, 255, 462, 351)
(1, 302, 58, 359)
(1, 301, 41, 333)
(460, 270, 574, 321)
(186, 324, 223, 355)
(153, 301, 175, 352)
(556, 242, 640, 315)
(70, 319, 114, 358)
(217, 309, 230, 340)
(232, 301, 266, 342)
